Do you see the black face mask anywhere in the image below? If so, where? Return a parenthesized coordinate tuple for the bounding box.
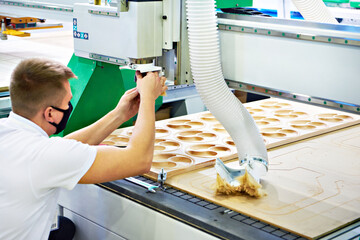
(49, 102, 73, 134)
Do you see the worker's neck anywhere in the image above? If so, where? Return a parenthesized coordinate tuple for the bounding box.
(19, 111, 53, 137)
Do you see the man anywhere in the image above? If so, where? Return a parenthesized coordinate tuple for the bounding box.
(0, 58, 167, 240)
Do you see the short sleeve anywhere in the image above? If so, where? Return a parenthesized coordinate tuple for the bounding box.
(30, 137, 97, 196)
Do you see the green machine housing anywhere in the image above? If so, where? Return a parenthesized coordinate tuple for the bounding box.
(59, 0, 253, 137)
(58, 55, 163, 137)
(323, 0, 360, 8)
(216, 0, 253, 8)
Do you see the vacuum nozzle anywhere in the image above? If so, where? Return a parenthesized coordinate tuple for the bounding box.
(215, 157, 267, 197)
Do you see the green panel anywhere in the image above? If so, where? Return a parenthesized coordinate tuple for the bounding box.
(119, 68, 137, 127)
(55, 55, 163, 137)
(350, 0, 360, 8)
(155, 93, 163, 112)
(67, 54, 96, 108)
(53, 54, 95, 137)
(64, 60, 132, 135)
(215, 0, 252, 8)
(120, 68, 137, 90)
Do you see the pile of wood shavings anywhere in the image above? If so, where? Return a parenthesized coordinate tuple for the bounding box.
(215, 171, 266, 198)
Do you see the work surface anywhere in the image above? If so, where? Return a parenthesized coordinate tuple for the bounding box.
(104, 99, 360, 180)
(103, 98, 360, 239)
(167, 124, 360, 239)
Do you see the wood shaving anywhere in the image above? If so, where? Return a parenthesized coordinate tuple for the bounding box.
(215, 171, 266, 198)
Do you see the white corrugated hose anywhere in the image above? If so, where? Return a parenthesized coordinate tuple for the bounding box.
(291, 0, 338, 24)
(185, 0, 268, 181)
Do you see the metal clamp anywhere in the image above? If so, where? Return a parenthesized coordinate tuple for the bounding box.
(124, 169, 167, 193)
(157, 168, 167, 191)
(125, 177, 158, 193)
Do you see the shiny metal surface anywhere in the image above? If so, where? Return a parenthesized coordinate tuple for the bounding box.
(88, 9, 119, 17)
(0, 0, 73, 12)
(89, 53, 129, 65)
(226, 79, 360, 114)
(217, 13, 360, 35)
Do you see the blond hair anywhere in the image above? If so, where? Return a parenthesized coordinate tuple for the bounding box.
(10, 58, 76, 119)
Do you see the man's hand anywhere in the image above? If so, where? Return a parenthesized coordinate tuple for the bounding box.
(114, 87, 140, 123)
(135, 71, 167, 101)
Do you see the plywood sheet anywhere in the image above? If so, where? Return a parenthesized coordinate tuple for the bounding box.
(166, 124, 360, 239)
(102, 98, 360, 180)
(102, 115, 238, 179)
(0, 86, 9, 92)
(246, 99, 360, 149)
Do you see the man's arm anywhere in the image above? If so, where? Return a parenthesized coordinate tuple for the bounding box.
(79, 72, 167, 183)
(79, 96, 155, 183)
(64, 88, 140, 145)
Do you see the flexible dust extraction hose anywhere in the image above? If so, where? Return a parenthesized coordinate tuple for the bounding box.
(185, 0, 268, 180)
(291, 0, 338, 24)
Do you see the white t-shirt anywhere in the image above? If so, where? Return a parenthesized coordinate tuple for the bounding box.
(0, 112, 97, 240)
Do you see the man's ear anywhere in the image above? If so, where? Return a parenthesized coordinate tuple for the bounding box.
(43, 107, 54, 123)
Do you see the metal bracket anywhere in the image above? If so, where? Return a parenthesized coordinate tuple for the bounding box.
(157, 168, 167, 191)
(89, 53, 128, 65)
(0, 19, 7, 40)
(88, 9, 120, 17)
(226, 79, 360, 114)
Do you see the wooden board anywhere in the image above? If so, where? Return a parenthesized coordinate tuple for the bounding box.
(0, 85, 9, 92)
(166, 124, 360, 239)
(245, 99, 360, 149)
(102, 114, 238, 179)
(102, 98, 360, 180)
